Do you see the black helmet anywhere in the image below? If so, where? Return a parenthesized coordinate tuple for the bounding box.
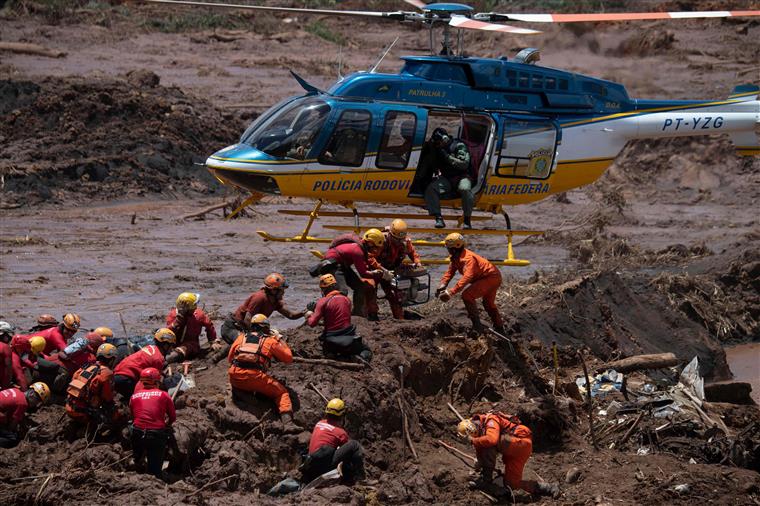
(431, 127, 450, 144)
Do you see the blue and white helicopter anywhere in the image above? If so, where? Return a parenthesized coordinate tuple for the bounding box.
(150, 0, 759, 265)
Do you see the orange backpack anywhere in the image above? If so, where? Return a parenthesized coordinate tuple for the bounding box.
(491, 411, 532, 439)
(234, 332, 271, 369)
(66, 364, 100, 401)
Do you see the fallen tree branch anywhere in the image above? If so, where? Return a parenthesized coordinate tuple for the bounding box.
(184, 473, 239, 498)
(398, 397, 418, 461)
(447, 402, 465, 422)
(308, 382, 329, 403)
(600, 353, 680, 373)
(616, 411, 645, 447)
(436, 439, 477, 463)
(0, 42, 66, 58)
(578, 350, 598, 450)
(292, 356, 364, 370)
(179, 201, 233, 221)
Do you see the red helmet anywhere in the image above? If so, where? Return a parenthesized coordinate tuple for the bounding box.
(85, 331, 106, 351)
(264, 273, 288, 290)
(140, 367, 161, 386)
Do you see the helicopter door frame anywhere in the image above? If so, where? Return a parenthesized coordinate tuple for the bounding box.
(494, 115, 562, 181)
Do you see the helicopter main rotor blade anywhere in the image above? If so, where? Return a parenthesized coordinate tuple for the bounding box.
(402, 0, 427, 10)
(143, 0, 410, 20)
(449, 15, 541, 35)
(492, 9, 760, 24)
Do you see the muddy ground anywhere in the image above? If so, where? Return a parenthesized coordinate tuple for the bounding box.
(1, 1, 759, 504)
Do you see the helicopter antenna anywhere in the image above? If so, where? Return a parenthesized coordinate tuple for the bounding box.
(337, 45, 344, 80)
(369, 37, 399, 74)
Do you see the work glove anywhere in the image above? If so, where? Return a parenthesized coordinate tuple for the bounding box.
(306, 301, 317, 312)
(438, 289, 451, 303)
(381, 269, 394, 282)
(435, 285, 447, 297)
(211, 341, 223, 352)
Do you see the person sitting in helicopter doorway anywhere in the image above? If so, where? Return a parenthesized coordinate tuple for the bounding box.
(423, 127, 474, 229)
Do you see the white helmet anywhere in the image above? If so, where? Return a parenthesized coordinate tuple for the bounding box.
(0, 321, 14, 335)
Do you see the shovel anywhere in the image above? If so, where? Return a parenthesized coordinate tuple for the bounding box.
(180, 361, 196, 389)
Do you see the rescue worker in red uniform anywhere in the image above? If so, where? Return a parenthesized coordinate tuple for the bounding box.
(165, 292, 220, 363)
(10, 335, 46, 391)
(301, 398, 365, 484)
(437, 233, 505, 334)
(227, 315, 296, 430)
(0, 382, 50, 448)
(129, 367, 176, 478)
(221, 273, 305, 344)
(321, 229, 390, 320)
(305, 275, 371, 362)
(114, 329, 175, 400)
(12, 313, 80, 356)
(0, 321, 15, 389)
(458, 413, 559, 497)
(65, 343, 120, 429)
(38, 331, 105, 393)
(367, 219, 422, 320)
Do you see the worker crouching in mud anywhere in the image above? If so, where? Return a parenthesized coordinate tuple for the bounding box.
(301, 399, 366, 484)
(129, 367, 176, 479)
(305, 274, 372, 362)
(113, 328, 176, 400)
(227, 315, 298, 431)
(0, 382, 51, 448)
(459, 412, 559, 498)
(165, 292, 221, 363)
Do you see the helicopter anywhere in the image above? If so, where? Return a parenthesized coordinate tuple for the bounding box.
(150, 0, 760, 266)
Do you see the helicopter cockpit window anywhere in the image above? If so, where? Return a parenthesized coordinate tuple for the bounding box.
(319, 109, 371, 167)
(376, 111, 417, 170)
(497, 119, 558, 180)
(241, 97, 331, 160)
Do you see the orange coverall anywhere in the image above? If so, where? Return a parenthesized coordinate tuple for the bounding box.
(227, 332, 293, 414)
(368, 230, 421, 319)
(440, 248, 503, 327)
(471, 413, 536, 493)
(65, 364, 116, 424)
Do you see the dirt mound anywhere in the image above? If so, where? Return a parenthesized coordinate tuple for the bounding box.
(615, 29, 676, 57)
(0, 74, 242, 207)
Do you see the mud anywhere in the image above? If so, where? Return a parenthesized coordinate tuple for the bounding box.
(1, 0, 760, 504)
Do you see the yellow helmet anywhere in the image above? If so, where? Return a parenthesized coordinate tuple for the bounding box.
(154, 328, 177, 344)
(251, 314, 269, 325)
(30, 382, 51, 403)
(319, 274, 338, 289)
(94, 326, 113, 339)
(62, 313, 81, 331)
(96, 343, 118, 360)
(457, 419, 478, 437)
(29, 336, 46, 354)
(444, 232, 466, 249)
(389, 219, 408, 240)
(176, 292, 199, 313)
(363, 228, 385, 249)
(325, 398, 346, 417)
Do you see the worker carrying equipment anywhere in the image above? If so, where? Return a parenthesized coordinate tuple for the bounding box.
(436, 233, 505, 334)
(0, 383, 50, 448)
(305, 275, 372, 362)
(367, 219, 428, 319)
(301, 398, 365, 484)
(461, 412, 559, 498)
(129, 368, 176, 479)
(227, 315, 297, 430)
(65, 343, 120, 428)
(113, 329, 174, 401)
(220, 273, 305, 345)
(166, 292, 219, 362)
(315, 231, 386, 320)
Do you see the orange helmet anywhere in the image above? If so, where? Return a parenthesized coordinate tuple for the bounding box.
(444, 233, 466, 249)
(264, 273, 288, 290)
(94, 326, 113, 339)
(319, 274, 338, 289)
(85, 331, 106, 349)
(389, 219, 408, 240)
(37, 314, 58, 327)
(154, 328, 177, 344)
(62, 313, 81, 331)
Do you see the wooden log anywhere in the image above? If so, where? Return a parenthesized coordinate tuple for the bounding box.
(179, 201, 232, 220)
(601, 353, 680, 373)
(292, 356, 364, 370)
(0, 42, 66, 58)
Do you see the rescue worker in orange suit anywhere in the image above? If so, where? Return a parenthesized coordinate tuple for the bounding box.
(301, 398, 365, 484)
(436, 233, 505, 334)
(129, 367, 176, 478)
(165, 292, 220, 363)
(458, 413, 559, 498)
(0, 321, 15, 389)
(11, 313, 80, 362)
(227, 314, 297, 430)
(367, 219, 422, 320)
(305, 275, 372, 362)
(65, 343, 120, 430)
(220, 273, 305, 345)
(10, 335, 46, 391)
(0, 382, 50, 448)
(114, 329, 175, 400)
(322, 229, 388, 320)
(38, 331, 105, 393)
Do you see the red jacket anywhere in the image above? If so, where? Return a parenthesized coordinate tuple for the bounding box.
(441, 249, 501, 295)
(11, 327, 68, 356)
(130, 388, 176, 430)
(307, 291, 352, 332)
(11, 351, 36, 391)
(0, 388, 28, 425)
(325, 243, 375, 278)
(166, 308, 218, 345)
(0, 342, 12, 389)
(233, 289, 302, 323)
(46, 350, 96, 375)
(114, 345, 165, 381)
(308, 419, 349, 453)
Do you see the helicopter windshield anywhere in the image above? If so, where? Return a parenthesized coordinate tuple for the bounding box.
(241, 97, 331, 160)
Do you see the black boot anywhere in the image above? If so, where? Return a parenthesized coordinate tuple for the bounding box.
(462, 216, 472, 230)
(434, 215, 446, 228)
(469, 315, 485, 336)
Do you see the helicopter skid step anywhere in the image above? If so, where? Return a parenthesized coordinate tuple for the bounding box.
(308, 248, 530, 267)
(256, 231, 332, 243)
(323, 225, 543, 236)
(278, 210, 490, 221)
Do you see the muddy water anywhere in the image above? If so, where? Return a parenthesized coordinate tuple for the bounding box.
(725, 343, 760, 404)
